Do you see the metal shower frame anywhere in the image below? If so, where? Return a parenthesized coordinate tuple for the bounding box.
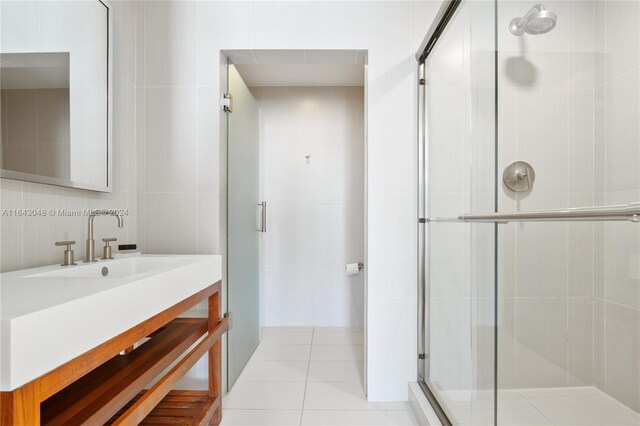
(415, 2, 464, 425)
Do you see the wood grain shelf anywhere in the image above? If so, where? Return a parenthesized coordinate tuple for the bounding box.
(40, 318, 209, 426)
(106, 390, 220, 426)
(1, 281, 226, 426)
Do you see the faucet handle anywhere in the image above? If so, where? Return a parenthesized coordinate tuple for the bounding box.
(55, 240, 76, 247)
(55, 241, 77, 266)
(102, 238, 117, 260)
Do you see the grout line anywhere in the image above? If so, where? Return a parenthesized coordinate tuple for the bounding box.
(224, 407, 411, 412)
(300, 327, 314, 425)
(194, 0, 200, 256)
(516, 389, 561, 425)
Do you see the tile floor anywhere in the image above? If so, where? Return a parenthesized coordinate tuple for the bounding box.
(221, 327, 419, 425)
(440, 386, 640, 425)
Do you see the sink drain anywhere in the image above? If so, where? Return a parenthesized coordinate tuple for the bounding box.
(101, 267, 109, 277)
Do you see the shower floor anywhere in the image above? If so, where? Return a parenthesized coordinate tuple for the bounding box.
(439, 386, 640, 425)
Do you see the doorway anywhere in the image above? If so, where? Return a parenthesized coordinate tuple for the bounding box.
(225, 50, 368, 396)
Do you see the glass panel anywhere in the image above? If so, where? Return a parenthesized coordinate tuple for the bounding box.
(495, 1, 640, 424)
(226, 63, 261, 389)
(422, 1, 497, 424)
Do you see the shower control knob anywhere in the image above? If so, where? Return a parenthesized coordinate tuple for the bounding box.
(503, 161, 535, 192)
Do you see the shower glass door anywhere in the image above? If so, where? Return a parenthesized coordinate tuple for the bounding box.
(421, 0, 640, 424)
(419, 1, 498, 424)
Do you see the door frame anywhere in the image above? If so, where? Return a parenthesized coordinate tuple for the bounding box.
(220, 49, 370, 396)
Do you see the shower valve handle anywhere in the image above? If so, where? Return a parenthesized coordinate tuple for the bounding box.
(517, 169, 531, 190)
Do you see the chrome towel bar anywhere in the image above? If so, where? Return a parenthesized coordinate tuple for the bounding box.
(425, 202, 640, 223)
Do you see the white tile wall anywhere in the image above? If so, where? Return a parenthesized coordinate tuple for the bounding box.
(604, 302, 640, 411)
(603, 0, 639, 82)
(142, 87, 198, 193)
(593, 0, 640, 414)
(136, 2, 225, 260)
(567, 298, 594, 386)
(253, 86, 364, 327)
(142, 1, 197, 87)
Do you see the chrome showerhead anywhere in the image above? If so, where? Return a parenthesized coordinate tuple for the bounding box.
(510, 4, 557, 36)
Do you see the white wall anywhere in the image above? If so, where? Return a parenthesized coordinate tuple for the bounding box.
(253, 86, 365, 327)
(0, 0, 137, 272)
(135, 0, 440, 401)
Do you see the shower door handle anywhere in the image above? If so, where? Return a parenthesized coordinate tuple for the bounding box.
(258, 201, 267, 232)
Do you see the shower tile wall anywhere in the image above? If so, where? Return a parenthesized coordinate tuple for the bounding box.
(252, 86, 365, 327)
(496, 0, 597, 391)
(593, 0, 640, 413)
(495, 0, 640, 414)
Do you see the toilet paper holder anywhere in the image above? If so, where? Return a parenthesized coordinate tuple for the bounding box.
(346, 262, 365, 276)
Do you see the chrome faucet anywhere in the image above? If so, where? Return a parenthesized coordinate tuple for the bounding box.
(84, 210, 124, 262)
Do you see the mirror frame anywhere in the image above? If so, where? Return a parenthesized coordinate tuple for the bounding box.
(0, 0, 113, 193)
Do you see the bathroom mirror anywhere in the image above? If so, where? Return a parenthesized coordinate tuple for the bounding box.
(0, 1, 111, 192)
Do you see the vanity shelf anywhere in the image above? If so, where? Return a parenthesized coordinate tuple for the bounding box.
(40, 318, 209, 425)
(1, 281, 227, 426)
(107, 390, 218, 425)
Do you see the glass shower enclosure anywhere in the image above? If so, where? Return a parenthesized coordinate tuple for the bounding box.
(417, 1, 640, 425)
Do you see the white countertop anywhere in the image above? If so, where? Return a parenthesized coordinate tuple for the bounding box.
(0, 254, 222, 391)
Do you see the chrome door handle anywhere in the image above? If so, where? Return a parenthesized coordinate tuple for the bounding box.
(258, 201, 267, 232)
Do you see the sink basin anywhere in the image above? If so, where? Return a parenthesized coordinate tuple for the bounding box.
(0, 254, 222, 391)
(26, 256, 186, 279)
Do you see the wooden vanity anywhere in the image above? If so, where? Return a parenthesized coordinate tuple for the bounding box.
(0, 281, 228, 426)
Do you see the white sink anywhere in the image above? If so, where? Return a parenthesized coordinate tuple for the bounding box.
(26, 256, 186, 279)
(0, 254, 222, 391)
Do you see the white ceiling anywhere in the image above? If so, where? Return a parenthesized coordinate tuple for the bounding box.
(226, 49, 366, 87)
(0, 52, 70, 89)
(235, 63, 364, 87)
